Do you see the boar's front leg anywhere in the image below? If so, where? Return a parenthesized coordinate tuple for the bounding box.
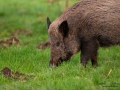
(91, 52, 98, 67)
(80, 40, 99, 67)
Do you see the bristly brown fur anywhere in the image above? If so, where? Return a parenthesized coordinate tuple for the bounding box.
(47, 0, 120, 67)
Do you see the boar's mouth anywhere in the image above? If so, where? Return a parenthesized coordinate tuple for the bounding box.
(64, 52, 73, 61)
(59, 52, 73, 63)
(59, 52, 73, 62)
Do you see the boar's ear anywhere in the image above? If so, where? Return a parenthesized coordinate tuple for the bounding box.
(58, 20, 69, 37)
(47, 17, 51, 29)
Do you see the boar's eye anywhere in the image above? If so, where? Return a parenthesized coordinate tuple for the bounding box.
(56, 42, 60, 47)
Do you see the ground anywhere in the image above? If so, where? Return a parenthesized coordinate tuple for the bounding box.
(0, 0, 120, 90)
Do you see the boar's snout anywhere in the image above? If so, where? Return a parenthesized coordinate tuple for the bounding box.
(49, 62, 58, 67)
(49, 52, 73, 67)
(49, 57, 63, 67)
(49, 60, 58, 67)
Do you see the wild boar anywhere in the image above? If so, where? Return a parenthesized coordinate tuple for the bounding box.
(47, 0, 120, 67)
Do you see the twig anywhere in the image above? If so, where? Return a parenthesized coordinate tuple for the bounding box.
(107, 69, 112, 77)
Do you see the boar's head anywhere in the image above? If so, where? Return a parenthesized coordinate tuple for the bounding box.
(47, 17, 80, 67)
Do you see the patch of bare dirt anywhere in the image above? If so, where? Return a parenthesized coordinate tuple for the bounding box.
(1, 67, 34, 80)
(38, 41, 51, 49)
(11, 29, 32, 36)
(0, 37, 20, 48)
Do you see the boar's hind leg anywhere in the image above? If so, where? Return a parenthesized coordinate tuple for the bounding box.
(91, 52, 98, 67)
(80, 40, 99, 67)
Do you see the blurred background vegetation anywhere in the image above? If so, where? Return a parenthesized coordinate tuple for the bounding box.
(0, 0, 78, 45)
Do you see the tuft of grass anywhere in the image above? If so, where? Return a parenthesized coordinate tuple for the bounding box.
(0, 0, 120, 90)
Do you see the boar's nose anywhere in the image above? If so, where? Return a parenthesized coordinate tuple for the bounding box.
(49, 63, 53, 67)
(49, 63, 57, 67)
(49, 61, 58, 67)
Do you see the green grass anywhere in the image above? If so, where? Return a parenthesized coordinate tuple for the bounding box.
(0, 0, 120, 90)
